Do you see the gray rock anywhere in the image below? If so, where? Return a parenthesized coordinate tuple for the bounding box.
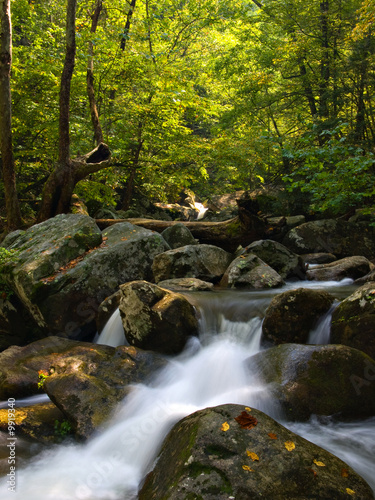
(161, 223, 198, 249)
(283, 219, 375, 259)
(331, 282, 375, 359)
(220, 253, 285, 289)
(306, 256, 372, 281)
(139, 404, 374, 500)
(301, 253, 337, 265)
(119, 281, 199, 355)
(158, 278, 214, 291)
(247, 344, 375, 421)
(152, 244, 233, 283)
(262, 288, 335, 345)
(242, 239, 306, 279)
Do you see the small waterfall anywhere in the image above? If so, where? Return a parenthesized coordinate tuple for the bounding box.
(194, 202, 208, 220)
(307, 302, 338, 345)
(96, 308, 127, 347)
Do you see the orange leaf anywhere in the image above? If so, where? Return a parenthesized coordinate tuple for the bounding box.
(341, 468, 349, 478)
(221, 422, 230, 432)
(309, 468, 318, 478)
(235, 411, 258, 430)
(268, 432, 277, 440)
(246, 450, 259, 461)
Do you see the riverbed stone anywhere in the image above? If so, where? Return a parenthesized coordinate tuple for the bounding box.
(247, 344, 375, 420)
(157, 278, 214, 291)
(0, 217, 170, 347)
(139, 404, 374, 500)
(282, 219, 375, 259)
(220, 254, 285, 289)
(301, 253, 337, 265)
(161, 223, 198, 249)
(241, 239, 306, 279)
(119, 281, 198, 355)
(152, 244, 233, 283)
(262, 288, 335, 345)
(306, 256, 372, 282)
(331, 282, 375, 358)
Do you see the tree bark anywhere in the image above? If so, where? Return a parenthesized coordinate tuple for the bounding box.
(0, 0, 22, 230)
(87, 0, 104, 145)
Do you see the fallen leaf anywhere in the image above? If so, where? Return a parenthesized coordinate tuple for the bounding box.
(221, 422, 230, 432)
(341, 468, 349, 478)
(268, 432, 277, 440)
(246, 450, 259, 461)
(245, 407, 252, 412)
(313, 459, 326, 467)
(242, 465, 254, 472)
(284, 441, 295, 451)
(309, 468, 318, 478)
(346, 488, 355, 496)
(235, 411, 258, 430)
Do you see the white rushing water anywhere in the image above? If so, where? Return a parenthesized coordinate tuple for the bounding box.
(1, 281, 374, 499)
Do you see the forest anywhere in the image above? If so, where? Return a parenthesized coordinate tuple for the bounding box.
(1, 0, 375, 231)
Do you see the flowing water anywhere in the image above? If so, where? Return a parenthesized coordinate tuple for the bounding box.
(1, 279, 374, 499)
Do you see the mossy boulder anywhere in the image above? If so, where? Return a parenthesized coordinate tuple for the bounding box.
(139, 404, 373, 500)
(0, 336, 167, 439)
(283, 219, 375, 259)
(0, 217, 170, 346)
(161, 223, 198, 249)
(331, 282, 375, 358)
(152, 244, 233, 283)
(262, 288, 335, 345)
(158, 278, 214, 291)
(119, 281, 199, 355)
(306, 256, 372, 282)
(241, 240, 306, 280)
(247, 344, 375, 420)
(220, 254, 285, 289)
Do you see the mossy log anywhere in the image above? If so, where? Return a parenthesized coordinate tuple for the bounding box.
(96, 212, 265, 252)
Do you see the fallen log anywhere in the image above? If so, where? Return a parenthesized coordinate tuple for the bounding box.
(96, 212, 266, 253)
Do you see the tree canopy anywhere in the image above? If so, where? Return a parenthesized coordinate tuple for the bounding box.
(1, 0, 374, 228)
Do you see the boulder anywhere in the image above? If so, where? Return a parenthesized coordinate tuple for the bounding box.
(0, 336, 167, 439)
(119, 281, 199, 355)
(0, 402, 67, 443)
(241, 240, 306, 279)
(282, 219, 375, 259)
(220, 254, 285, 289)
(152, 244, 233, 283)
(301, 253, 337, 265)
(331, 282, 375, 359)
(157, 278, 214, 292)
(1, 216, 170, 345)
(139, 404, 373, 500)
(247, 344, 375, 420)
(161, 223, 198, 249)
(355, 269, 375, 285)
(306, 256, 372, 281)
(262, 288, 335, 345)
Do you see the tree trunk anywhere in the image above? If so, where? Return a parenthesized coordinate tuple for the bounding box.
(0, 0, 22, 230)
(87, 0, 104, 145)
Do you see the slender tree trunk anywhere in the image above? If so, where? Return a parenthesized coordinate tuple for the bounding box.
(37, 0, 77, 222)
(121, 0, 137, 50)
(319, 0, 330, 119)
(0, 0, 22, 230)
(87, 0, 104, 145)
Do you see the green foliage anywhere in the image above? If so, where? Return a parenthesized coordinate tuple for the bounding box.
(0, 248, 19, 300)
(54, 419, 73, 440)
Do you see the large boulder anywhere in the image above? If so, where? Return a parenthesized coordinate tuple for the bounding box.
(161, 223, 198, 249)
(119, 281, 199, 355)
(262, 288, 335, 345)
(241, 240, 306, 280)
(1, 217, 169, 345)
(139, 404, 373, 500)
(282, 219, 375, 259)
(220, 254, 285, 289)
(331, 282, 375, 359)
(247, 344, 375, 420)
(0, 336, 167, 439)
(152, 244, 233, 283)
(306, 256, 372, 281)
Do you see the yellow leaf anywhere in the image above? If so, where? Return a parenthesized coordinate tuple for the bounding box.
(242, 465, 254, 472)
(313, 459, 326, 467)
(221, 422, 230, 432)
(284, 441, 295, 451)
(245, 407, 252, 412)
(246, 450, 259, 461)
(346, 488, 355, 496)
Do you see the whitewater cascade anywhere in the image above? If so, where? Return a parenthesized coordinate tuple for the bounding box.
(1, 281, 374, 499)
